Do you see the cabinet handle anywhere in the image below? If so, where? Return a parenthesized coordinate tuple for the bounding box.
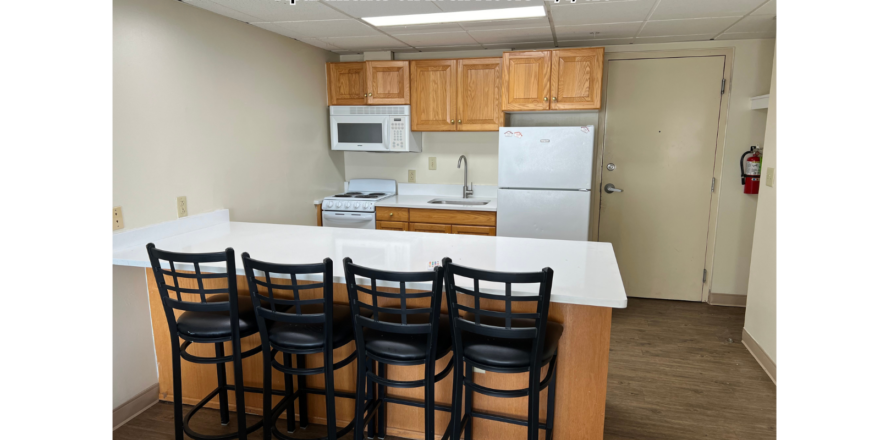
(458, 120, 462, 123)
(450, 120, 454, 124)
(364, 94, 367, 97)
(552, 97, 557, 101)
(368, 93, 373, 97)
(389, 212, 393, 217)
(543, 97, 548, 101)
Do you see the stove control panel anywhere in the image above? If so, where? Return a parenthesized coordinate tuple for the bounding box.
(322, 200, 375, 211)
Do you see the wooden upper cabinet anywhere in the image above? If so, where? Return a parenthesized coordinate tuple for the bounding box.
(411, 59, 457, 132)
(502, 51, 551, 111)
(327, 62, 366, 105)
(550, 48, 604, 110)
(366, 61, 410, 105)
(458, 58, 503, 131)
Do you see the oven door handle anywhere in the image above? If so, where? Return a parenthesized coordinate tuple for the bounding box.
(323, 213, 374, 223)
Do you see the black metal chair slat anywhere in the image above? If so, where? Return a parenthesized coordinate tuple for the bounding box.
(160, 269, 228, 280)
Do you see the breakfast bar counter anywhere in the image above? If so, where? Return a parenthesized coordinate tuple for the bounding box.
(113, 215, 626, 440)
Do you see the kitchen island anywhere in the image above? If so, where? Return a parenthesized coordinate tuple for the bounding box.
(113, 213, 626, 440)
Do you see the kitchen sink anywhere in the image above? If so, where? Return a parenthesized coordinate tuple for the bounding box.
(427, 198, 491, 206)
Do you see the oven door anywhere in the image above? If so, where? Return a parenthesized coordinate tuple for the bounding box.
(330, 114, 389, 151)
(322, 211, 376, 229)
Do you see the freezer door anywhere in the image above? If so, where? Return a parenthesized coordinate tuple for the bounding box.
(498, 126, 594, 189)
(496, 189, 591, 241)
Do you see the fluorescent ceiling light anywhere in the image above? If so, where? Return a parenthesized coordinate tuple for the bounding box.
(363, 6, 546, 27)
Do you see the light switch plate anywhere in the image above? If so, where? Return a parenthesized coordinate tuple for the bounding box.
(408, 170, 416, 183)
(113, 206, 124, 230)
(766, 167, 775, 187)
(177, 196, 188, 218)
(428, 157, 437, 170)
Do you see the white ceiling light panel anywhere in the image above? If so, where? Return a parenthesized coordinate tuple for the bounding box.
(363, 6, 546, 27)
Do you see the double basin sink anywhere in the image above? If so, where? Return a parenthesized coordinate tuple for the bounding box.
(427, 198, 491, 206)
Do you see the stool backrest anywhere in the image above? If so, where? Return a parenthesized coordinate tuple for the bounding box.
(146, 243, 241, 338)
(342, 257, 445, 363)
(241, 253, 334, 352)
(442, 258, 554, 367)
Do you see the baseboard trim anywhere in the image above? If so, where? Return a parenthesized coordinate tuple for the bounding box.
(742, 328, 776, 384)
(708, 292, 747, 307)
(113, 383, 160, 430)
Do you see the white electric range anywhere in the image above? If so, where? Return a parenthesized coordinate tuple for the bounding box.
(321, 179, 396, 229)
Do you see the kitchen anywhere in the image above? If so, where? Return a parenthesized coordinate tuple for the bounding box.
(102, 0, 782, 439)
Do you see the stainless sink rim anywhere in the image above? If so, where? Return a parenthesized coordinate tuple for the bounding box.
(426, 198, 491, 206)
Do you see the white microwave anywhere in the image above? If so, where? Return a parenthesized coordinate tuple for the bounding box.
(329, 106, 422, 152)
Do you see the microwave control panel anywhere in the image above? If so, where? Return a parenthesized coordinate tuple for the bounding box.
(390, 117, 407, 150)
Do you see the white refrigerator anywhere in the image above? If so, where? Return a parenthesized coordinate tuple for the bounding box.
(497, 126, 594, 241)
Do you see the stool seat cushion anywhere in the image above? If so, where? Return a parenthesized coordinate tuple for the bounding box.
(363, 313, 452, 362)
(462, 318, 563, 369)
(268, 304, 362, 350)
(176, 294, 260, 339)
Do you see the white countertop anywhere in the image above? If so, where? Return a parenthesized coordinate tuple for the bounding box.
(376, 195, 497, 212)
(113, 219, 626, 308)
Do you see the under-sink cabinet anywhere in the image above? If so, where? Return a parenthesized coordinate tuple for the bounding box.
(376, 207, 496, 236)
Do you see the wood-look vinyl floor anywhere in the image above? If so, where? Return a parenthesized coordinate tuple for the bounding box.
(114, 298, 775, 440)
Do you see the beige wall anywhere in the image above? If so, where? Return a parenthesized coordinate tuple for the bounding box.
(344, 40, 774, 297)
(113, 265, 157, 408)
(113, 0, 343, 230)
(744, 50, 776, 362)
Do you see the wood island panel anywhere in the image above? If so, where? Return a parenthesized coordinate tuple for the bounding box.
(146, 269, 611, 440)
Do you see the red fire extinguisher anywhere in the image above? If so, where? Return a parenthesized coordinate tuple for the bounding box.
(741, 146, 761, 194)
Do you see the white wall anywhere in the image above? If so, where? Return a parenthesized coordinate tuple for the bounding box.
(744, 50, 776, 363)
(113, 0, 343, 230)
(344, 40, 774, 297)
(113, 266, 158, 408)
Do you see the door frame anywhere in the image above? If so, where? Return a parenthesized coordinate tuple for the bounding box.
(590, 48, 734, 303)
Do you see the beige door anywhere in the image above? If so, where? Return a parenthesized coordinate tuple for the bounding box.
(599, 56, 725, 301)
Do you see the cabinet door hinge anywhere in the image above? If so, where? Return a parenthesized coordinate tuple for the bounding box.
(703, 269, 708, 283)
(711, 177, 716, 192)
(721, 78, 726, 95)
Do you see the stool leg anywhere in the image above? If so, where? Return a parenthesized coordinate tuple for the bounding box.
(296, 354, 309, 428)
(377, 363, 387, 439)
(546, 367, 557, 440)
(325, 347, 338, 440)
(354, 356, 367, 440)
(284, 354, 295, 433)
(367, 360, 375, 439)
(464, 364, 474, 440)
(232, 338, 247, 440)
(262, 347, 273, 440)
(171, 340, 184, 440)
(215, 343, 230, 425)
(449, 355, 463, 440)
(526, 368, 541, 440)
(425, 357, 436, 440)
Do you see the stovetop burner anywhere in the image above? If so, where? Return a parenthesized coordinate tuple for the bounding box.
(333, 194, 354, 198)
(368, 193, 387, 196)
(355, 195, 380, 199)
(345, 192, 364, 195)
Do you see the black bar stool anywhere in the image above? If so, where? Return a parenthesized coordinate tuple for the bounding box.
(342, 257, 455, 440)
(442, 258, 562, 440)
(146, 243, 265, 440)
(242, 254, 361, 440)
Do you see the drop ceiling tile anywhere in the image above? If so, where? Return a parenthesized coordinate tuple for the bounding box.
(383, 23, 464, 35)
(715, 31, 776, 40)
(321, 34, 411, 50)
(752, 0, 776, 16)
(296, 38, 344, 51)
(252, 19, 379, 39)
(415, 45, 486, 52)
(634, 34, 716, 44)
(482, 42, 555, 50)
(549, 0, 655, 26)
(640, 17, 739, 37)
(557, 38, 636, 48)
(328, 0, 443, 18)
(650, 0, 766, 20)
(433, 1, 543, 12)
(468, 26, 552, 44)
(555, 21, 642, 40)
(395, 31, 478, 47)
(459, 17, 550, 31)
(728, 15, 775, 33)
(206, 0, 348, 22)
(183, 0, 263, 22)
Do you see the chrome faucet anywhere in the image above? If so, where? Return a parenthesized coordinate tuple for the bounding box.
(457, 155, 474, 199)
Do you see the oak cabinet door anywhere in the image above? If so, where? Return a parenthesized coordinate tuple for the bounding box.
(327, 62, 366, 105)
(377, 221, 408, 232)
(502, 51, 551, 111)
(409, 223, 452, 234)
(451, 225, 496, 236)
(550, 48, 604, 110)
(411, 60, 457, 131)
(458, 58, 503, 131)
(366, 61, 410, 105)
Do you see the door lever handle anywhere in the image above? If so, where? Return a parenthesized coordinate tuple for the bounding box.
(604, 183, 623, 193)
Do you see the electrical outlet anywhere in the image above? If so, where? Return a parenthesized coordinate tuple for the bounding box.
(408, 170, 416, 183)
(766, 167, 775, 187)
(113, 206, 124, 230)
(428, 157, 437, 170)
(177, 196, 188, 218)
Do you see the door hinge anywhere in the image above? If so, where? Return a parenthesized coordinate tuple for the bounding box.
(703, 269, 707, 283)
(721, 78, 726, 95)
(711, 177, 715, 192)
